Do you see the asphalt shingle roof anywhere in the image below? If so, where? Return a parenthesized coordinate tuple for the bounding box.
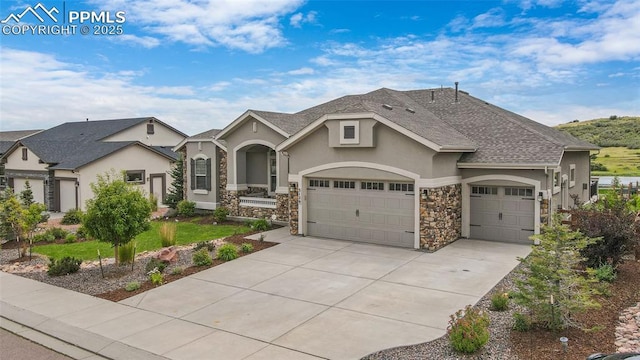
(16, 118, 178, 170)
(227, 87, 597, 166)
(189, 129, 221, 139)
(0, 130, 42, 154)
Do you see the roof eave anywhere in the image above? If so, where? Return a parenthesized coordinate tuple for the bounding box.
(457, 162, 557, 170)
(216, 110, 290, 140)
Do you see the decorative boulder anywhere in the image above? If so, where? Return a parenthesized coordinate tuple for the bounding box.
(157, 246, 178, 263)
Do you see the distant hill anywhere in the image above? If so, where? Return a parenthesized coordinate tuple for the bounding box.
(555, 116, 640, 149)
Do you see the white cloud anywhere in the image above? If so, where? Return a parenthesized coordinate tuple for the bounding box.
(290, 11, 317, 28)
(111, 34, 161, 48)
(287, 67, 315, 75)
(90, 0, 304, 53)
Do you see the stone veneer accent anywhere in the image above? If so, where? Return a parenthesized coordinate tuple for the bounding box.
(540, 198, 549, 226)
(217, 148, 227, 205)
(289, 183, 299, 235)
(420, 183, 462, 251)
(223, 184, 289, 222)
(179, 148, 187, 201)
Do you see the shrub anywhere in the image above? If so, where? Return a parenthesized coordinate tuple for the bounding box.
(48, 227, 68, 240)
(252, 218, 270, 231)
(241, 243, 254, 253)
(171, 267, 183, 275)
(159, 222, 177, 247)
(490, 291, 509, 311)
(594, 263, 617, 283)
(148, 268, 164, 286)
(64, 233, 77, 244)
(447, 305, 490, 354)
(48, 256, 81, 276)
(217, 243, 238, 261)
(118, 242, 136, 265)
(75, 226, 89, 239)
(512, 312, 532, 332)
(33, 232, 55, 243)
(61, 209, 83, 225)
(125, 281, 141, 292)
(145, 258, 167, 273)
(177, 200, 196, 217)
(149, 193, 158, 212)
(213, 207, 229, 223)
(194, 241, 215, 252)
(192, 249, 213, 266)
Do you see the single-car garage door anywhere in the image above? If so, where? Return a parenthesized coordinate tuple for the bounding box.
(470, 186, 535, 244)
(306, 178, 415, 247)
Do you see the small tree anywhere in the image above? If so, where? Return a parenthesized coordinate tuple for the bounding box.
(83, 172, 151, 264)
(1, 188, 26, 258)
(164, 154, 184, 209)
(19, 180, 34, 207)
(513, 214, 601, 331)
(23, 202, 47, 257)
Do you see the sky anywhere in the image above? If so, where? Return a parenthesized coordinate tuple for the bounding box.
(0, 0, 638, 136)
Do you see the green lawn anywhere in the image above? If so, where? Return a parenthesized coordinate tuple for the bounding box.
(592, 147, 640, 176)
(34, 220, 251, 261)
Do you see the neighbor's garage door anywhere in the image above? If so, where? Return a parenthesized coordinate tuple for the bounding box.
(307, 179, 415, 247)
(470, 186, 535, 244)
(13, 178, 45, 204)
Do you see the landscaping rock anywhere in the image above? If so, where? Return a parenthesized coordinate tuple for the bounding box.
(616, 302, 640, 353)
(157, 246, 179, 263)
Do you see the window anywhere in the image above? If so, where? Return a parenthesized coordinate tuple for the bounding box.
(471, 186, 497, 195)
(389, 183, 414, 192)
(505, 187, 533, 197)
(361, 181, 384, 190)
(553, 169, 561, 194)
(22, 148, 28, 161)
(125, 170, 145, 184)
(569, 164, 576, 188)
(309, 179, 330, 188)
(147, 123, 154, 134)
(339, 120, 359, 144)
(333, 180, 355, 189)
(195, 159, 207, 189)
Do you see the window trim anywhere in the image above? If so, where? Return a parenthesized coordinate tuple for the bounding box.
(21, 148, 28, 161)
(194, 158, 208, 191)
(553, 168, 561, 194)
(333, 180, 355, 189)
(569, 164, 576, 188)
(125, 170, 146, 184)
(146, 123, 154, 134)
(389, 183, 414, 192)
(309, 179, 330, 188)
(360, 181, 384, 191)
(339, 120, 359, 145)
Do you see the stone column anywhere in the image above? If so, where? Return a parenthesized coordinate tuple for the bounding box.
(289, 183, 299, 235)
(419, 184, 462, 251)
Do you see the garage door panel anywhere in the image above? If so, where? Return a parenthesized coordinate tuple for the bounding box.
(470, 186, 534, 244)
(307, 179, 415, 248)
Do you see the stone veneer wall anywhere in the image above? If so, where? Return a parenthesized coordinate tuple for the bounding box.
(289, 183, 299, 234)
(420, 184, 462, 251)
(223, 184, 289, 222)
(540, 198, 549, 226)
(179, 148, 187, 201)
(217, 148, 227, 206)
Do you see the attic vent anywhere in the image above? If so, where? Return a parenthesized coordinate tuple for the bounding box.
(382, 104, 393, 110)
(405, 108, 415, 114)
(430, 90, 435, 103)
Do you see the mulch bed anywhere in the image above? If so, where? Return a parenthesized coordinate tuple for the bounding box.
(95, 235, 277, 302)
(511, 259, 640, 360)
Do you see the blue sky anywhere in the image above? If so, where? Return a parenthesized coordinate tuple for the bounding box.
(1, 0, 638, 135)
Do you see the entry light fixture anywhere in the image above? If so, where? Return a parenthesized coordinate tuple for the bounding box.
(537, 191, 543, 202)
(421, 189, 428, 200)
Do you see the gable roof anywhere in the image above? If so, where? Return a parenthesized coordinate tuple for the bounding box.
(229, 87, 596, 167)
(3, 118, 180, 170)
(173, 128, 226, 152)
(0, 129, 42, 154)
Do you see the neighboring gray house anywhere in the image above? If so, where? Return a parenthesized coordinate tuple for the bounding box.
(180, 86, 597, 251)
(1, 117, 187, 212)
(0, 130, 43, 190)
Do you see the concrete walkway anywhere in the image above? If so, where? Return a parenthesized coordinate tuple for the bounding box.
(1, 228, 530, 360)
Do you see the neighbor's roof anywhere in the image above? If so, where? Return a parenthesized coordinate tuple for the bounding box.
(0, 129, 42, 154)
(222, 87, 597, 166)
(9, 118, 180, 170)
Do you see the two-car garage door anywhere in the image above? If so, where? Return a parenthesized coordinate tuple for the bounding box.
(469, 185, 535, 244)
(306, 179, 415, 248)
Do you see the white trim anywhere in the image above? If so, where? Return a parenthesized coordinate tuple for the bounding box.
(416, 176, 461, 188)
(298, 161, 421, 180)
(211, 139, 227, 152)
(192, 153, 209, 160)
(458, 163, 558, 169)
(276, 112, 476, 153)
(569, 164, 576, 188)
(276, 186, 289, 194)
(194, 201, 218, 210)
(553, 167, 561, 194)
(461, 174, 541, 240)
(193, 189, 208, 195)
(216, 110, 289, 139)
(239, 196, 276, 209)
(226, 184, 248, 191)
(339, 120, 360, 145)
(247, 183, 269, 188)
(288, 174, 302, 183)
(230, 139, 277, 192)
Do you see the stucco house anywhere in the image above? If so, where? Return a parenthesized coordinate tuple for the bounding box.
(1, 117, 187, 212)
(0, 129, 43, 190)
(177, 86, 597, 251)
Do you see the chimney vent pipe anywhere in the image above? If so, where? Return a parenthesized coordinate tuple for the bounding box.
(454, 82, 459, 103)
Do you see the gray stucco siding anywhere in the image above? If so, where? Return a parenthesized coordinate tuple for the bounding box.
(326, 119, 376, 148)
(287, 123, 445, 179)
(461, 168, 547, 188)
(220, 116, 287, 187)
(246, 151, 267, 185)
(185, 141, 219, 206)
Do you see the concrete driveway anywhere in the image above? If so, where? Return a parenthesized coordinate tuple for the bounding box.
(0, 228, 531, 360)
